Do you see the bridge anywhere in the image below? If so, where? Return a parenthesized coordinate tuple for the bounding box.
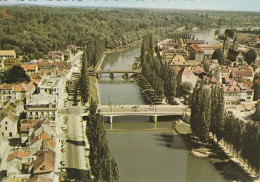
(89, 70, 141, 78)
(82, 105, 189, 123)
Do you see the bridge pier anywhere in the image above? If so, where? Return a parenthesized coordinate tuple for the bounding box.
(110, 73, 115, 78)
(109, 116, 113, 124)
(150, 115, 157, 123)
(96, 73, 100, 78)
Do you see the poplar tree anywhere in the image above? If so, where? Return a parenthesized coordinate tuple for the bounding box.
(80, 51, 89, 105)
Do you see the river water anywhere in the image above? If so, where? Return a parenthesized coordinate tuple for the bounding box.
(98, 29, 251, 182)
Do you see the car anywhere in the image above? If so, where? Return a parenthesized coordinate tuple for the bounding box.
(61, 167, 66, 172)
(62, 126, 67, 130)
(60, 161, 65, 166)
(61, 144, 66, 149)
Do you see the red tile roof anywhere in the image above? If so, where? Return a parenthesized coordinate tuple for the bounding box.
(1, 83, 12, 90)
(27, 175, 53, 182)
(20, 119, 41, 132)
(6, 149, 30, 162)
(171, 66, 182, 75)
(231, 69, 253, 78)
(21, 64, 37, 71)
(12, 85, 26, 92)
(182, 67, 193, 76)
(30, 133, 55, 148)
(31, 148, 55, 174)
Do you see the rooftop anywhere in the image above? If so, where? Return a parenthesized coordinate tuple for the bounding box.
(0, 50, 16, 56)
(6, 149, 30, 162)
(28, 93, 57, 106)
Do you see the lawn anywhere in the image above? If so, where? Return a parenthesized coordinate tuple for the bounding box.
(88, 76, 99, 105)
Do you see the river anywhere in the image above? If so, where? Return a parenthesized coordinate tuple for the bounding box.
(98, 30, 251, 182)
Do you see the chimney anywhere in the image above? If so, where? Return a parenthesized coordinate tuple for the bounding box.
(41, 163, 46, 170)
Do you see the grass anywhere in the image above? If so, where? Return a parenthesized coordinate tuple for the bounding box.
(88, 76, 99, 105)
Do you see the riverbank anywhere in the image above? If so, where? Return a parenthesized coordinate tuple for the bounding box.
(175, 121, 257, 181)
(104, 40, 142, 54)
(132, 73, 162, 105)
(88, 76, 99, 105)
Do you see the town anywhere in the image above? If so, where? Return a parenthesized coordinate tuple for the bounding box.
(0, 6, 259, 182)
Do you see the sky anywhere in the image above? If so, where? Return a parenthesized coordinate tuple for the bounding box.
(0, 0, 260, 12)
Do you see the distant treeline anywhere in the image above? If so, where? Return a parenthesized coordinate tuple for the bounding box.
(0, 7, 259, 61)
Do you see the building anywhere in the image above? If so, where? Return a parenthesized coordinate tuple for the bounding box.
(180, 67, 198, 88)
(38, 75, 64, 97)
(0, 50, 16, 59)
(256, 100, 260, 119)
(0, 114, 17, 137)
(213, 66, 232, 84)
(21, 64, 38, 76)
(29, 147, 55, 175)
(1, 84, 12, 103)
(26, 93, 57, 121)
(203, 59, 219, 73)
(230, 67, 254, 82)
(223, 79, 253, 105)
(48, 51, 64, 61)
(20, 119, 41, 144)
(190, 44, 204, 62)
(227, 48, 247, 67)
(4, 58, 20, 70)
(27, 175, 53, 182)
(29, 133, 55, 152)
(0, 82, 36, 105)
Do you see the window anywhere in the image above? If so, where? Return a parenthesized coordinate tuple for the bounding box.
(5, 122, 7, 125)
(5, 127, 7, 130)
(9, 132, 12, 137)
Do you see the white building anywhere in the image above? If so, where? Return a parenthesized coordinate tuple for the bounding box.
(26, 93, 57, 121)
(0, 115, 17, 137)
(38, 75, 64, 98)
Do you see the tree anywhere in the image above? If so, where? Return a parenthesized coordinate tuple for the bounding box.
(80, 52, 89, 105)
(210, 87, 225, 144)
(179, 81, 192, 97)
(212, 48, 224, 65)
(4, 65, 30, 84)
(244, 49, 257, 65)
(214, 29, 220, 36)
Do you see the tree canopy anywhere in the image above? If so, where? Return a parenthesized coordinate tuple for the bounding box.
(212, 48, 224, 65)
(244, 49, 257, 65)
(4, 65, 30, 84)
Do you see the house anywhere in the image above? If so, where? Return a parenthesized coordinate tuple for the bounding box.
(230, 68, 254, 82)
(26, 93, 57, 121)
(21, 64, 38, 76)
(227, 48, 247, 67)
(190, 44, 204, 62)
(197, 44, 222, 60)
(0, 50, 16, 59)
(27, 175, 53, 182)
(213, 66, 232, 84)
(29, 133, 55, 152)
(1, 83, 12, 103)
(180, 67, 198, 88)
(20, 119, 41, 144)
(29, 147, 55, 174)
(223, 79, 254, 105)
(185, 39, 205, 51)
(4, 58, 20, 70)
(6, 149, 30, 163)
(0, 114, 17, 137)
(12, 81, 36, 103)
(48, 51, 64, 61)
(203, 59, 219, 73)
